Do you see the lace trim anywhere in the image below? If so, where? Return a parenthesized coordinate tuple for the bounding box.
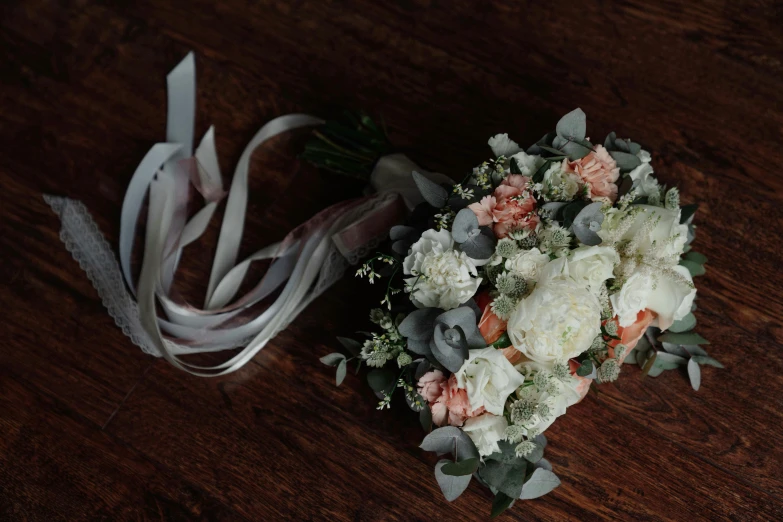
(43, 195, 162, 357)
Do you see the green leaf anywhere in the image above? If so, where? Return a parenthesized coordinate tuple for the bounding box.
(555, 108, 587, 141)
(680, 259, 706, 277)
(688, 358, 701, 391)
(658, 331, 710, 345)
(421, 427, 480, 460)
(510, 157, 522, 174)
(576, 359, 594, 377)
(669, 313, 697, 333)
(491, 493, 515, 518)
(319, 353, 346, 366)
(539, 145, 566, 156)
(680, 204, 699, 224)
(609, 151, 642, 171)
(490, 332, 512, 349)
(435, 460, 472, 501)
(441, 457, 480, 476)
(523, 440, 545, 464)
(683, 251, 707, 265)
(367, 368, 396, 393)
(336, 337, 362, 357)
(690, 355, 724, 368)
(519, 468, 561, 500)
(532, 159, 552, 183)
(420, 405, 433, 432)
(335, 359, 347, 386)
(481, 458, 529, 499)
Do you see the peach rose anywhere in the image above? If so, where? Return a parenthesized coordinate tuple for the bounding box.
(500, 347, 523, 365)
(568, 359, 592, 404)
(478, 301, 507, 345)
(431, 375, 485, 427)
(607, 309, 656, 364)
(417, 370, 446, 403)
(567, 145, 620, 203)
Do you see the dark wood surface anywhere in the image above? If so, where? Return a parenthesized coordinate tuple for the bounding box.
(2, 0, 783, 520)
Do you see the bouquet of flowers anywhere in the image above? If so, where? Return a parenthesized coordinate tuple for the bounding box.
(320, 109, 721, 516)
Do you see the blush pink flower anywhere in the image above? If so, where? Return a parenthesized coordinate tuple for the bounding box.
(431, 375, 485, 427)
(417, 370, 447, 403)
(566, 145, 620, 203)
(468, 174, 538, 239)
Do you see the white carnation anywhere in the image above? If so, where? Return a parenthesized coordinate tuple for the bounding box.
(488, 133, 522, 158)
(504, 247, 550, 284)
(462, 413, 508, 457)
(507, 261, 602, 364)
(509, 151, 545, 176)
(568, 246, 619, 295)
(627, 163, 659, 198)
(403, 229, 482, 310)
(455, 347, 526, 416)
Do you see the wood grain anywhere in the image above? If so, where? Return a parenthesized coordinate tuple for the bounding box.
(1, 0, 783, 520)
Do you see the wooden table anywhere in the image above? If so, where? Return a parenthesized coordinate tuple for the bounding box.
(2, 1, 782, 520)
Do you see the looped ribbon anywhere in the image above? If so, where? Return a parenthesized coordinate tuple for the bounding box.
(44, 53, 449, 376)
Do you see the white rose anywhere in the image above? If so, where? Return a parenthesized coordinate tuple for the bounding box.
(628, 163, 659, 198)
(507, 265, 602, 364)
(624, 205, 690, 259)
(403, 229, 483, 310)
(509, 151, 545, 176)
(568, 246, 619, 294)
(488, 133, 522, 158)
(504, 248, 551, 284)
(637, 149, 652, 163)
(455, 347, 526, 416)
(462, 413, 508, 457)
(542, 163, 582, 201)
(611, 267, 696, 330)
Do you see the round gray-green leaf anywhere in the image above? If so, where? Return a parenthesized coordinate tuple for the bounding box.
(367, 368, 396, 393)
(441, 457, 480, 476)
(556, 108, 586, 141)
(435, 460, 472, 501)
(460, 231, 495, 259)
(519, 468, 561, 500)
(609, 151, 642, 171)
(398, 307, 441, 340)
(420, 426, 480, 460)
(658, 331, 709, 345)
(452, 208, 479, 243)
(669, 313, 697, 333)
(680, 259, 706, 277)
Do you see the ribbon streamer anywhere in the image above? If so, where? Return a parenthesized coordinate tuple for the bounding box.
(44, 54, 445, 376)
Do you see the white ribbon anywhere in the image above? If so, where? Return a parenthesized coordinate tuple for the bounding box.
(44, 53, 439, 376)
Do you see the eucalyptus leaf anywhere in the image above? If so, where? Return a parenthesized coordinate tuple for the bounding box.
(683, 344, 708, 357)
(524, 440, 545, 464)
(556, 108, 586, 141)
(572, 202, 604, 246)
(561, 200, 589, 228)
(658, 331, 709, 345)
(319, 353, 346, 366)
(669, 313, 697, 333)
(680, 259, 706, 277)
(390, 225, 419, 242)
(562, 139, 593, 161)
(535, 458, 553, 472)
(398, 308, 441, 340)
(661, 342, 689, 357)
(459, 231, 495, 259)
(604, 131, 617, 149)
(336, 337, 362, 357)
(412, 171, 448, 208)
(480, 457, 529, 499)
(539, 145, 566, 156)
(683, 251, 707, 264)
(532, 159, 552, 183)
(647, 364, 665, 377)
(655, 351, 687, 365)
(609, 151, 642, 171)
(408, 338, 432, 356)
(452, 208, 480, 243)
(510, 157, 522, 175)
(441, 457, 480, 476)
(688, 358, 701, 391)
(335, 359, 348, 386)
(576, 359, 594, 377)
(421, 426, 480, 460)
(519, 468, 561, 500)
(691, 355, 724, 368)
(435, 460, 472, 501)
(490, 493, 515, 518)
(415, 359, 432, 381)
(367, 368, 396, 393)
